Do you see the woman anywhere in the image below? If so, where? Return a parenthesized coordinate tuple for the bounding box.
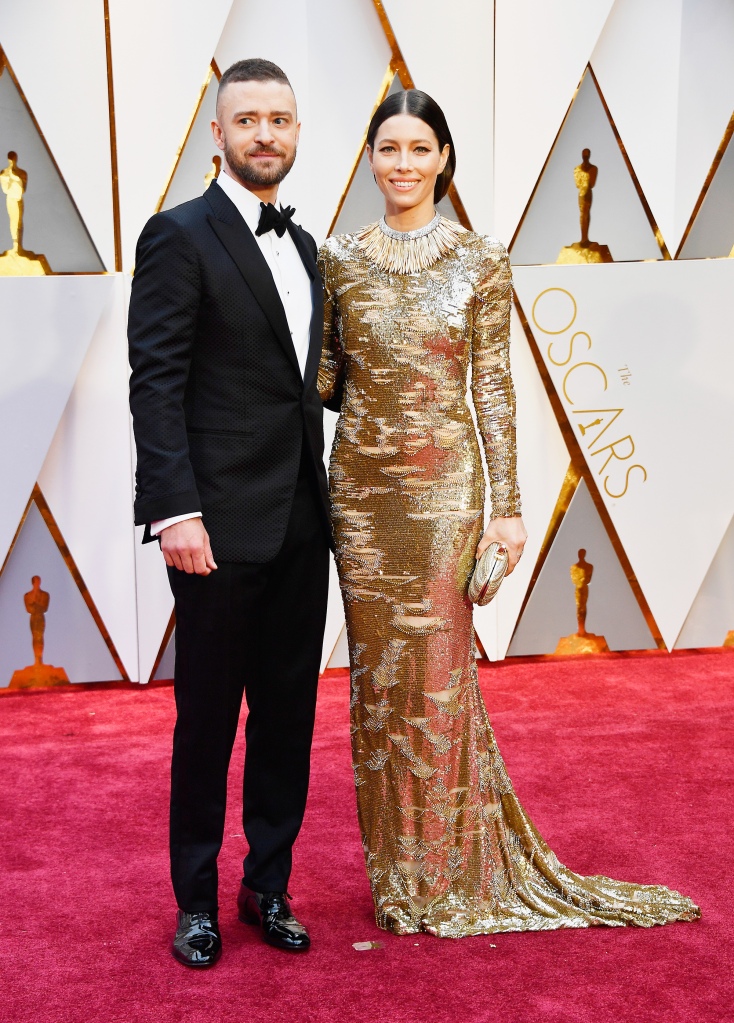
(318, 89, 699, 937)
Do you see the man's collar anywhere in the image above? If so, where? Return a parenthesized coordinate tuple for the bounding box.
(216, 171, 280, 234)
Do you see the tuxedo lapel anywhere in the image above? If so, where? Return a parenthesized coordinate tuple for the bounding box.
(287, 221, 324, 387)
(204, 182, 302, 380)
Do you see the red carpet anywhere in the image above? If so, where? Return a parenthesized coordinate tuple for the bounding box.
(1, 650, 731, 1023)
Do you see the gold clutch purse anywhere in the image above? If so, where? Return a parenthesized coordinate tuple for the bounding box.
(468, 542, 509, 606)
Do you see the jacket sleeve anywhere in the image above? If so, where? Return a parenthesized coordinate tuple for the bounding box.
(470, 239, 522, 519)
(128, 213, 203, 526)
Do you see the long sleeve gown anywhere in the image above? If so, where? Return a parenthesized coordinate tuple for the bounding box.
(317, 218, 699, 937)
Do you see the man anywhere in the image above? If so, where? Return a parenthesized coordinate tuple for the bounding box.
(129, 59, 331, 967)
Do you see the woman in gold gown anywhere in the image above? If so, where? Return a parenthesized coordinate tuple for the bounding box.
(318, 90, 699, 937)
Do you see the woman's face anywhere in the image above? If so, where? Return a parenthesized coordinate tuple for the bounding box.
(367, 114, 449, 216)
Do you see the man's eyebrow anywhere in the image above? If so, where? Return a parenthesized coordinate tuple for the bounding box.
(231, 109, 294, 118)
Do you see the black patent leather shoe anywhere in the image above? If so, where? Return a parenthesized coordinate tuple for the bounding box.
(172, 910, 222, 968)
(237, 884, 311, 951)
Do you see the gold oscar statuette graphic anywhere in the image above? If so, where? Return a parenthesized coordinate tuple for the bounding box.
(0, 151, 51, 276)
(555, 549, 610, 655)
(203, 155, 221, 188)
(557, 148, 613, 265)
(724, 631, 734, 648)
(8, 576, 69, 688)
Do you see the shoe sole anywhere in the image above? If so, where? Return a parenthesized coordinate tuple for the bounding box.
(171, 946, 222, 968)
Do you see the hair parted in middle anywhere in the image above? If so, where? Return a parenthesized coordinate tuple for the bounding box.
(366, 89, 456, 203)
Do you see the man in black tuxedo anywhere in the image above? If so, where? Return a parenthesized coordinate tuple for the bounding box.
(128, 59, 331, 966)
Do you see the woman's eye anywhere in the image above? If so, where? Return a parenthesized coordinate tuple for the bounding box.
(415, 147, 429, 154)
(380, 146, 395, 153)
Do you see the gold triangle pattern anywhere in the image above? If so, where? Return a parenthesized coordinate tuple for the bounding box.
(511, 292, 665, 652)
(509, 64, 670, 262)
(675, 111, 734, 259)
(0, 485, 129, 685)
(155, 60, 221, 216)
(0, 47, 105, 274)
(328, 1, 472, 236)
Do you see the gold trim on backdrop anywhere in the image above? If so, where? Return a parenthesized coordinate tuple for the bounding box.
(589, 65, 670, 260)
(372, 0, 411, 88)
(674, 111, 734, 259)
(147, 608, 176, 683)
(0, 47, 107, 272)
(155, 63, 217, 216)
(511, 462, 582, 635)
(511, 292, 666, 651)
(369, 0, 473, 231)
(446, 182, 471, 231)
(103, 1, 122, 272)
(327, 64, 395, 238)
(323, 622, 346, 673)
(0, 490, 34, 580)
(509, 64, 670, 261)
(32, 486, 131, 681)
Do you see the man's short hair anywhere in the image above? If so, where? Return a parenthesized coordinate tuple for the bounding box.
(217, 59, 293, 109)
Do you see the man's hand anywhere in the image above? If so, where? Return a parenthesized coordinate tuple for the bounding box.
(160, 518, 218, 575)
(477, 516, 527, 576)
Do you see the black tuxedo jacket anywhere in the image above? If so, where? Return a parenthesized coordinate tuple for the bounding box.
(128, 180, 331, 563)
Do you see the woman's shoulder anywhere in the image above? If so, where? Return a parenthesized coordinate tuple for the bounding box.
(318, 229, 369, 264)
(456, 228, 510, 265)
(453, 229, 511, 296)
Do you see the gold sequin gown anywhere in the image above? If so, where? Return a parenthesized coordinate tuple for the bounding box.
(317, 217, 699, 937)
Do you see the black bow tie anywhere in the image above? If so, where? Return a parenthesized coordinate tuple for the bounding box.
(256, 202, 295, 238)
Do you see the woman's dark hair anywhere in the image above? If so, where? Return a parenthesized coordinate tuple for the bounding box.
(366, 89, 456, 203)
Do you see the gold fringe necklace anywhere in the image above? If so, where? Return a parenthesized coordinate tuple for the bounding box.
(356, 212, 464, 275)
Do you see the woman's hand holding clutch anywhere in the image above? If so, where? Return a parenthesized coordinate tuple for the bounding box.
(477, 516, 527, 575)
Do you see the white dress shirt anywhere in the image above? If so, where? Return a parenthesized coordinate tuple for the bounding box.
(151, 171, 313, 537)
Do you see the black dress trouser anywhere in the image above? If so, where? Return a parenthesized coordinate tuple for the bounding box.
(167, 459, 330, 914)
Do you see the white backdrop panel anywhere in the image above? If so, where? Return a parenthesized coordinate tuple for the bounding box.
(161, 73, 219, 213)
(514, 259, 734, 648)
(494, 306, 571, 660)
(305, 0, 391, 242)
(109, 0, 235, 269)
(494, 0, 615, 244)
(320, 406, 346, 673)
(0, 275, 113, 567)
(674, 0, 734, 254)
(590, 0, 683, 252)
(1, 0, 115, 269)
(37, 275, 138, 680)
(133, 522, 174, 685)
(508, 479, 655, 655)
(511, 69, 661, 265)
(0, 503, 121, 687)
(381, 0, 494, 233)
(678, 137, 734, 260)
(675, 514, 734, 649)
(0, 68, 104, 272)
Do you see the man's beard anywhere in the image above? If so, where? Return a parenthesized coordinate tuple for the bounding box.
(224, 139, 296, 187)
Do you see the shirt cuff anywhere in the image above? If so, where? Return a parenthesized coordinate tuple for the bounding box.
(150, 512, 203, 536)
